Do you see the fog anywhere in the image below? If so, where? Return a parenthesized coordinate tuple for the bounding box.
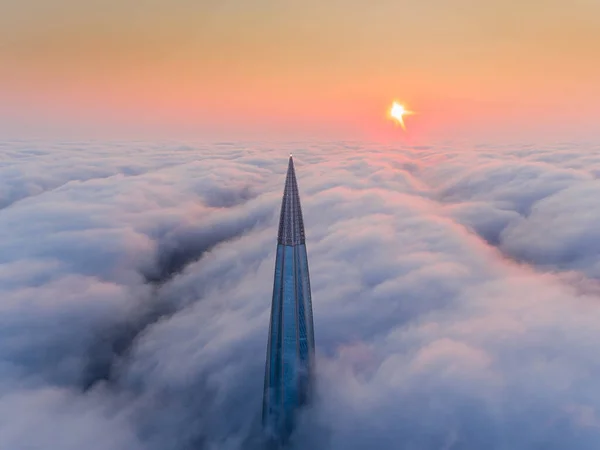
(2, 140, 600, 449)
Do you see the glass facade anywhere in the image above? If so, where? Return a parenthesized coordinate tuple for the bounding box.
(263, 157, 315, 441)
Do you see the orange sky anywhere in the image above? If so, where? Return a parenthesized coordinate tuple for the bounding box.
(1, 0, 599, 140)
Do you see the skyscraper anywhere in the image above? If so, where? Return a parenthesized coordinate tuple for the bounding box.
(263, 155, 316, 442)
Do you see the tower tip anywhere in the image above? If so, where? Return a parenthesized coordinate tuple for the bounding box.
(278, 152, 304, 246)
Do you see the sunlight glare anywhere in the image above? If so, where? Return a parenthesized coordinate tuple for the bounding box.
(389, 101, 413, 130)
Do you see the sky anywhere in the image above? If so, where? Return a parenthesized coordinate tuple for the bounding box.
(3, 140, 600, 449)
(1, 0, 599, 140)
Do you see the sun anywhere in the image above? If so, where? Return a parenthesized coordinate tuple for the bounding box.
(389, 101, 414, 130)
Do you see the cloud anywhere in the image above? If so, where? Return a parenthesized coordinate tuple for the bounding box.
(2, 141, 600, 449)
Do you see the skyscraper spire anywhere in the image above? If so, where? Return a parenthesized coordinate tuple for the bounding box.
(263, 156, 315, 442)
(278, 156, 305, 246)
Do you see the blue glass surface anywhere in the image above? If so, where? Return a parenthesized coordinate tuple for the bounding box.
(282, 246, 298, 421)
(263, 157, 315, 441)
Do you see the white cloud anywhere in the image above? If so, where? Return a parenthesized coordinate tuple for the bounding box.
(1, 141, 600, 449)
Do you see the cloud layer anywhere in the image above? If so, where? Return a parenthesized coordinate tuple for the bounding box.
(2, 140, 600, 449)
